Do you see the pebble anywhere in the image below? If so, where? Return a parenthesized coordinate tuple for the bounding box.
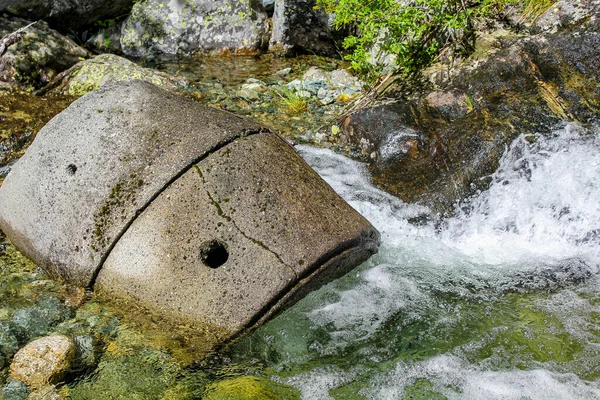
(10, 335, 75, 389)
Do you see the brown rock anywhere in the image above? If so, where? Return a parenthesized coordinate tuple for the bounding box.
(10, 335, 75, 389)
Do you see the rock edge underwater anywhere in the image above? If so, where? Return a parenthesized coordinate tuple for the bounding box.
(0, 80, 380, 341)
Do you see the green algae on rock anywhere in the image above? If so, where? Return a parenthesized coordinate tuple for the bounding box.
(203, 376, 300, 400)
(47, 54, 190, 97)
(0, 16, 90, 91)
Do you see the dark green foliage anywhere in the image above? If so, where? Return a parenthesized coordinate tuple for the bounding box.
(315, 0, 546, 81)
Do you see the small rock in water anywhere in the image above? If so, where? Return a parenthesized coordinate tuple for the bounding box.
(320, 97, 335, 105)
(235, 88, 261, 102)
(296, 90, 312, 99)
(2, 380, 29, 400)
(303, 66, 330, 82)
(10, 335, 75, 389)
(274, 67, 292, 77)
(27, 385, 63, 400)
(241, 82, 267, 93)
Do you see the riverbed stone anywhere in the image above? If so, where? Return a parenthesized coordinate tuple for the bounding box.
(0, 0, 135, 30)
(46, 54, 189, 97)
(121, 0, 270, 57)
(0, 79, 379, 339)
(203, 376, 300, 400)
(2, 380, 29, 400)
(0, 16, 90, 90)
(269, 0, 335, 56)
(10, 335, 75, 389)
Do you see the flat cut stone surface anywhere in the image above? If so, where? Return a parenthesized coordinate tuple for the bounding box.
(96, 134, 379, 335)
(0, 80, 265, 286)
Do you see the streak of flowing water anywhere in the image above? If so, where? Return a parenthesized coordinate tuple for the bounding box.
(229, 122, 600, 399)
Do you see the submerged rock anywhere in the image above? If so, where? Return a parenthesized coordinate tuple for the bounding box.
(45, 54, 189, 97)
(0, 80, 379, 342)
(203, 376, 300, 400)
(121, 0, 270, 57)
(10, 335, 75, 389)
(0, 16, 90, 90)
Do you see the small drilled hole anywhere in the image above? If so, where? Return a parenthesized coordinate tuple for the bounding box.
(67, 164, 77, 175)
(199, 239, 229, 269)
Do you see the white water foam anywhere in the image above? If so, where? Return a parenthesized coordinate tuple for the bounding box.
(285, 122, 600, 399)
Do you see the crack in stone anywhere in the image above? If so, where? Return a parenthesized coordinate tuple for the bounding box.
(194, 164, 296, 277)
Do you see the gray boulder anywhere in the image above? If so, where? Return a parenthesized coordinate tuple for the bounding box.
(45, 53, 190, 97)
(0, 16, 90, 90)
(121, 0, 270, 57)
(269, 0, 335, 56)
(0, 0, 135, 30)
(0, 80, 379, 339)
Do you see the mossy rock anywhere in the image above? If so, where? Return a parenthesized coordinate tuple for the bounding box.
(203, 376, 300, 400)
(50, 54, 190, 97)
(0, 16, 90, 90)
(121, 0, 270, 57)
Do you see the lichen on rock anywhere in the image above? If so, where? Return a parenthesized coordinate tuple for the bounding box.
(0, 16, 90, 90)
(9, 335, 75, 389)
(121, 0, 270, 57)
(48, 54, 189, 97)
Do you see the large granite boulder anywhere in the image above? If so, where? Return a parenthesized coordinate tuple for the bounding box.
(0, 80, 379, 340)
(121, 0, 270, 57)
(44, 54, 190, 97)
(0, 16, 90, 90)
(0, 0, 135, 30)
(269, 0, 335, 56)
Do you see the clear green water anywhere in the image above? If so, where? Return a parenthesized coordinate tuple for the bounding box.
(1, 58, 600, 399)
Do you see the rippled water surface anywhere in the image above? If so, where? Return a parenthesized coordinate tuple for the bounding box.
(225, 123, 600, 399)
(2, 89, 600, 397)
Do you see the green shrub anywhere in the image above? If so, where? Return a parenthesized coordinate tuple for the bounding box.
(316, 0, 552, 81)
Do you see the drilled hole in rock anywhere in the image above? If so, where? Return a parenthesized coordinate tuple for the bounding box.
(66, 164, 77, 175)
(200, 239, 229, 269)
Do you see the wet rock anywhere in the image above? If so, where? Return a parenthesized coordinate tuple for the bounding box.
(337, 17, 600, 214)
(2, 380, 29, 400)
(0, 16, 90, 90)
(121, 0, 270, 57)
(269, 0, 335, 56)
(203, 376, 300, 399)
(46, 54, 189, 97)
(10, 335, 75, 389)
(0, 0, 134, 30)
(0, 80, 379, 339)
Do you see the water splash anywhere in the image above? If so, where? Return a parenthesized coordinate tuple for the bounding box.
(232, 123, 600, 399)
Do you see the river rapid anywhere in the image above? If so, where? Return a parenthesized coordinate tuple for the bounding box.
(226, 122, 600, 399)
(2, 64, 600, 398)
